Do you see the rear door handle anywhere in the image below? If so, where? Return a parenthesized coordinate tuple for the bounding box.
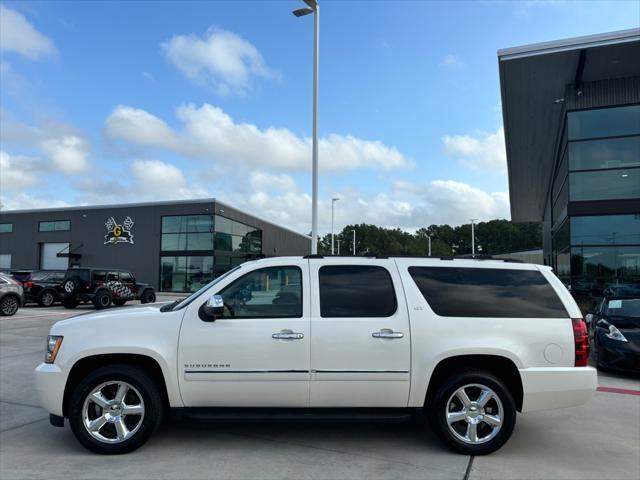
(272, 329, 304, 340)
(372, 328, 404, 339)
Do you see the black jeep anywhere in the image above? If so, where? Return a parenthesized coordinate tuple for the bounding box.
(62, 268, 156, 310)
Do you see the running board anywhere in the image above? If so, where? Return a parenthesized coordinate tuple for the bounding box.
(171, 407, 422, 423)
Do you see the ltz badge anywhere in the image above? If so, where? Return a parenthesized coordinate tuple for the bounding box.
(104, 216, 135, 245)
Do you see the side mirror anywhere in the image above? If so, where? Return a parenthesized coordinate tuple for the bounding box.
(201, 294, 224, 321)
(585, 313, 594, 324)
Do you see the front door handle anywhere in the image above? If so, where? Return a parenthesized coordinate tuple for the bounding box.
(372, 328, 404, 339)
(272, 329, 304, 340)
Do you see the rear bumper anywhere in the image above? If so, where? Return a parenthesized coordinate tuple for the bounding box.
(34, 363, 66, 417)
(519, 367, 597, 412)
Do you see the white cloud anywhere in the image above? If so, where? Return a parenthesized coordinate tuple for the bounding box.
(0, 192, 69, 211)
(0, 5, 57, 60)
(40, 135, 89, 173)
(161, 27, 276, 96)
(442, 127, 506, 172)
(0, 151, 40, 192)
(104, 103, 413, 173)
(250, 171, 300, 193)
(440, 54, 464, 68)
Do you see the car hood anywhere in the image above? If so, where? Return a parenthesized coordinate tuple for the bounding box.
(52, 304, 169, 332)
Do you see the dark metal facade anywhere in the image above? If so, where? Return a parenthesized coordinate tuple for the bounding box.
(0, 199, 310, 291)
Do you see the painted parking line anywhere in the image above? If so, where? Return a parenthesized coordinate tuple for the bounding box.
(597, 386, 640, 396)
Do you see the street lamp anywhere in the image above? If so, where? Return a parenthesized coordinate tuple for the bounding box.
(351, 229, 356, 255)
(331, 197, 339, 255)
(470, 218, 478, 258)
(293, 0, 319, 254)
(427, 234, 432, 257)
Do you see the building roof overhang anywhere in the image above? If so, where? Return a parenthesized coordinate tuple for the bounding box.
(498, 28, 640, 222)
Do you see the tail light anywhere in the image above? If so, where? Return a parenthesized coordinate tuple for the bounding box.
(572, 317, 590, 367)
(24, 281, 33, 289)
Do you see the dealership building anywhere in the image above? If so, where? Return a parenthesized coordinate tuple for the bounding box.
(499, 28, 640, 298)
(0, 199, 310, 292)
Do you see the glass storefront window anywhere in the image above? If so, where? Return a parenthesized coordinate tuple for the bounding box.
(571, 246, 640, 297)
(571, 215, 640, 246)
(568, 105, 640, 141)
(162, 215, 213, 233)
(569, 136, 640, 171)
(569, 168, 640, 201)
(39, 220, 70, 232)
(160, 255, 214, 292)
(161, 232, 214, 251)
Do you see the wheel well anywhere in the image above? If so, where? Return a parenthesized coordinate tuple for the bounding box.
(63, 354, 169, 417)
(425, 355, 524, 412)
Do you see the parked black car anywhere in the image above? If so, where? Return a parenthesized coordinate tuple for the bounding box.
(587, 296, 640, 373)
(15, 270, 66, 307)
(62, 267, 156, 310)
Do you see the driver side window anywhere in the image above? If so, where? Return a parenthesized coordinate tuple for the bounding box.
(217, 266, 302, 319)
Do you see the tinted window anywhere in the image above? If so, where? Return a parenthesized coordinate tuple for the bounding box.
(569, 137, 640, 171)
(218, 266, 302, 318)
(605, 298, 640, 318)
(107, 272, 119, 281)
(0, 223, 12, 233)
(39, 220, 70, 232)
(319, 265, 397, 318)
(120, 272, 133, 282)
(569, 169, 640, 201)
(408, 267, 568, 318)
(92, 271, 106, 282)
(568, 105, 640, 140)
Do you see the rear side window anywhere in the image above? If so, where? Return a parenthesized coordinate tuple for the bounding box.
(92, 271, 106, 282)
(408, 267, 568, 318)
(319, 265, 397, 318)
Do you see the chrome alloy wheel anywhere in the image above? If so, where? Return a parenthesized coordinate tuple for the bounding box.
(445, 383, 503, 445)
(0, 296, 19, 315)
(82, 381, 145, 444)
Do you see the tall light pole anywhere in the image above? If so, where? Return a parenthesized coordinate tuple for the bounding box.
(427, 235, 432, 257)
(351, 229, 356, 255)
(331, 197, 339, 255)
(470, 218, 478, 258)
(293, 0, 319, 254)
(337, 239, 340, 255)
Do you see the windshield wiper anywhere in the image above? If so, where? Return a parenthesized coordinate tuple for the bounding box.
(160, 299, 184, 312)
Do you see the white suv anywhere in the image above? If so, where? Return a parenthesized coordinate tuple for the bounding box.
(34, 256, 596, 455)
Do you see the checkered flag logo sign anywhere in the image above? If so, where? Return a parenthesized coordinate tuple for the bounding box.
(104, 216, 135, 245)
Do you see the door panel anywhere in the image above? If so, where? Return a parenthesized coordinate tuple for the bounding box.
(309, 259, 411, 407)
(178, 260, 310, 407)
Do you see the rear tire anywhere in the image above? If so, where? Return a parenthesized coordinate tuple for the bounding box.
(68, 364, 163, 454)
(38, 290, 56, 307)
(93, 290, 112, 310)
(428, 369, 516, 455)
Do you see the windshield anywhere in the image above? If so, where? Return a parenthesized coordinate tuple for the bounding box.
(172, 265, 243, 311)
(605, 298, 640, 318)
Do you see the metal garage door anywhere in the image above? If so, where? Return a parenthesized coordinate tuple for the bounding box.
(40, 243, 70, 270)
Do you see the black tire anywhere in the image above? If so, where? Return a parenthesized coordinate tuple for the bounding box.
(140, 290, 156, 304)
(113, 299, 127, 306)
(429, 369, 516, 455)
(63, 277, 80, 296)
(68, 364, 164, 454)
(0, 295, 20, 316)
(38, 290, 57, 307)
(93, 290, 112, 310)
(62, 297, 79, 309)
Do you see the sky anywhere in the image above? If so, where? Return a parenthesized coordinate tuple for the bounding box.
(1, 0, 639, 235)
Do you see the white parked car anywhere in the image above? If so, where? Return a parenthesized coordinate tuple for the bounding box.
(35, 256, 596, 455)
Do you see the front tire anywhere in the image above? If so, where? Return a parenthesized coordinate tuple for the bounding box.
(140, 290, 156, 304)
(68, 364, 163, 454)
(0, 295, 20, 316)
(429, 370, 516, 455)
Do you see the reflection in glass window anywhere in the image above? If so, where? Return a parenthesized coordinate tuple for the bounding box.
(409, 267, 568, 318)
(160, 256, 214, 292)
(571, 246, 640, 297)
(568, 105, 640, 141)
(218, 266, 302, 318)
(569, 169, 640, 201)
(319, 265, 397, 318)
(569, 136, 640, 171)
(0, 223, 12, 233)
(39, 220, 70, 232)
(571, 215, 640, 246)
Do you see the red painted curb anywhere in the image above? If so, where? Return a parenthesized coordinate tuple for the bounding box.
(596, 386, 640, 396)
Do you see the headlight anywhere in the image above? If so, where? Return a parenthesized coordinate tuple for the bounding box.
(45, 335, 63, 363)
(605, 325, 628, 343)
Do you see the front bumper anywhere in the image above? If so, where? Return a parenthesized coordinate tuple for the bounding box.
(34, 363, 67, 417)
(597, 334, 640, 373)
(519, 366, 597, 412)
